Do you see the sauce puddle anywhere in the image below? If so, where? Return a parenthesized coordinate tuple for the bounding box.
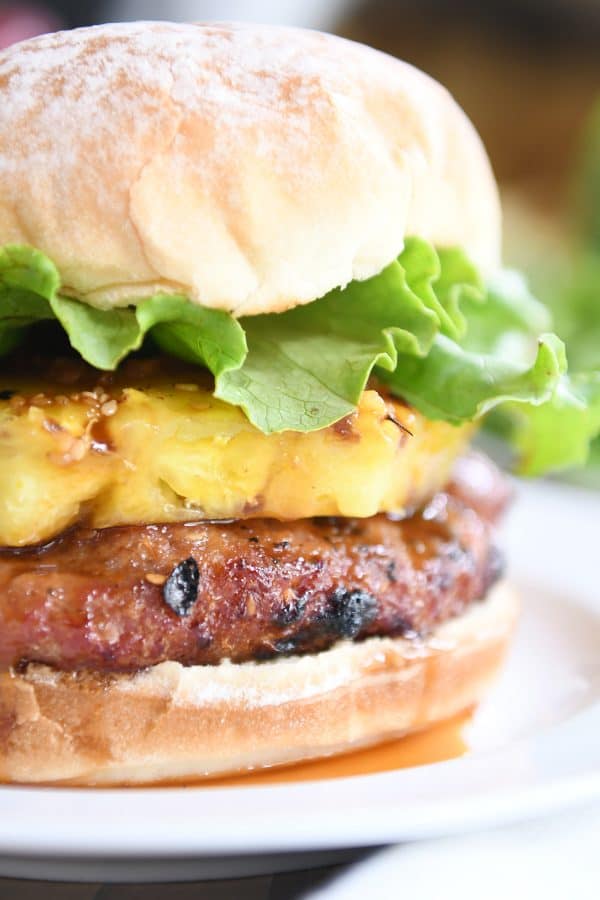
(199, 711, 471, 788)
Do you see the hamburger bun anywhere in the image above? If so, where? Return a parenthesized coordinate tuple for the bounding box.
(0, 580, 517, 785)
(0, 21, 500, 315)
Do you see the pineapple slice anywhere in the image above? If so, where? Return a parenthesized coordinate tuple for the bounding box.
(0, 369, 472, 546)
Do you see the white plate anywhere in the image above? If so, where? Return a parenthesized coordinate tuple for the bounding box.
(0, 480, 599, 882)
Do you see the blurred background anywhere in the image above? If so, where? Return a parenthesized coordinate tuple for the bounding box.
(1, 0, 599, 463)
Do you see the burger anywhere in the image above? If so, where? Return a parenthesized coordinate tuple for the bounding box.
(0, 21, 597, 785)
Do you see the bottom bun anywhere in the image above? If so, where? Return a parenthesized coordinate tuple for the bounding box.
(0, 580, 518, 785)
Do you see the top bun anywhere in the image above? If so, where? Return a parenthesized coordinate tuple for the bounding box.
(0, 21, 501, 316)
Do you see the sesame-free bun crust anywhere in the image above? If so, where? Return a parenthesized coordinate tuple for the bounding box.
(0, 581, 517, 785)
(0, 21, 500, 315)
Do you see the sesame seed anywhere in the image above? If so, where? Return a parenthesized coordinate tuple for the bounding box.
(32, 393, 52, 407)
(42, 417, 65, 434)
(68, 439, 87, 462)
(145, 572, 167, 586)
(100, 400, 118, 416)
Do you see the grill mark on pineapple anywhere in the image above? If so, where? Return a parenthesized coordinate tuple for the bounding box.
(89, 417, 115, 453)
(331, 413, 360, 441)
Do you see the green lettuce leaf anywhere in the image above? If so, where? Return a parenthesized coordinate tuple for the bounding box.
(137, 294, 246, 378)
(217, 246, 440, 432)
(379, 261, 564, 426)
(0, 246, 57, 355)
(380, 331, 566, 424)
(499, 100, 600, 474)
(1, 239, 599, 476)
(50, 296, 142, 370)
(0, 244, 60, 299)
(507, 373, 600, 475)
(0, 245, 247, 374)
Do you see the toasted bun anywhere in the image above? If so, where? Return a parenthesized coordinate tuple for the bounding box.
(0, 21, 500, 316)
(0, 580, 517, 785)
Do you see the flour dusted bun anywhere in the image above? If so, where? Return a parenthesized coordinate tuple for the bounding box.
(0, 581, 517, 786)
(0, 21, 500, 316)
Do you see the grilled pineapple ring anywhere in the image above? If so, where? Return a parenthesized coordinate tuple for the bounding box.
(0, 375, 472, 547)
